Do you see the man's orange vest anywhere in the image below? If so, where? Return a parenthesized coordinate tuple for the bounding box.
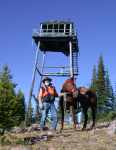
(40, 86, 58, 98)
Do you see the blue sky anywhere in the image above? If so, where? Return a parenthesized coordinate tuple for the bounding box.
(0, 0, 116, 103)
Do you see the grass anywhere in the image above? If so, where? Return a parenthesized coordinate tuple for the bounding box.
(0, 122, 116, 150)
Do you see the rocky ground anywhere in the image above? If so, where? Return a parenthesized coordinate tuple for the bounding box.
(0, 121, 116, 150)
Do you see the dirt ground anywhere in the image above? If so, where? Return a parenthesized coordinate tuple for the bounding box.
(0, 123, 116, 150)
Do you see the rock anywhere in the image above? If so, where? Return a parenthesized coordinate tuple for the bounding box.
(47, 131, 54, 136)
(31, 123, 39, 128)
(96, 122, 110, 129)
(24, 135, 48, 144)
(4, 130, 9, 134)
(107, 120, 116, 135)
(10, 127, 23, 133)
(27, 124, 40, 132)
(114, 128, 116, 134)
(9, 146, 31, 150)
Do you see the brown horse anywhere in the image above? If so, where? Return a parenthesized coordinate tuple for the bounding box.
(59, 78, 97, 131)
(59, 78, 78, 131)
(76, 87, 97, 130)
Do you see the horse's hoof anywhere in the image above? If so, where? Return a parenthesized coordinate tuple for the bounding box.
(59, 129, 63, 133)
(73, 127, 77, 131)
(82, 127, 86, 131)
(90, 126, 95, 130)
(73, 125, 76, 129)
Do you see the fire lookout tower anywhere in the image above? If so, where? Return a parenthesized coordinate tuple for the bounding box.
(26, 20, 79, 125)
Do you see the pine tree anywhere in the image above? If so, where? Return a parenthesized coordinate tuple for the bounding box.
(14, 90, 25, 125)
(0, 65, 25, 134)
(34, 105, 40, 123)
(25, 101, 33, 126)
(96, 55, 107, 112)
(90, 65, 97, 92)
(114, 84, 116, 110)
(105, 70, 115, 111)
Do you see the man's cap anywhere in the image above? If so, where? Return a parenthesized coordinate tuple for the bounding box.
(42, 77, 52, 83)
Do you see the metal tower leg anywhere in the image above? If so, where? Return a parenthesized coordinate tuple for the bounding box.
(25, 42, 40, 126)
(34, 51, 46, 121)
(38, 51, 46, 92)
(69, 41, 73, 77)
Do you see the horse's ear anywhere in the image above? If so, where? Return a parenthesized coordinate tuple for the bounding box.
(78, 87, 81, 91)
(60, 89, 63, 93)
(70, 77, 74, 80)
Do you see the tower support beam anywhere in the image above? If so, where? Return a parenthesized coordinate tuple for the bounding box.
(25, 42, 40, 126)
(69, 41, 73, 77)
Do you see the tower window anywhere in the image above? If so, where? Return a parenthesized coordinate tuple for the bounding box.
(59, 24, 64, 32)
(42, 24, 47, 32)
(54, 24, 58, 32)
(48, 24, 53, 32)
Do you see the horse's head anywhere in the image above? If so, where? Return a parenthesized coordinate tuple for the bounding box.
(61, 77, 77, 93)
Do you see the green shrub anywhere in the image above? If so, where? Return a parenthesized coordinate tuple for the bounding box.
(97, 111, 116, 122)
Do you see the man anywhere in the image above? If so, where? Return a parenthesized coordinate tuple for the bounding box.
(38, 77, 58, 132)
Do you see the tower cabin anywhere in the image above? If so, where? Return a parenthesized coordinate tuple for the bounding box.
(32, 20, 79, 56)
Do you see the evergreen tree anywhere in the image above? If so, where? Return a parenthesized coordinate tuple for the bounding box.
(90, 65, 97, 92)
(96, 55, 107, 112)
(14, 90, 25, 125)
(0, 65, 25, 134)
(25, 101, 33, 126)
(34, 105, 40, 123)
(105, 70, 115, 111)
(31, 95, 40, 123)
(114, 84, 116, 110)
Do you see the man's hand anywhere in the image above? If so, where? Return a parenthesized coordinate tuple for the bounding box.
(59, 93, 65, 97)
(32, 94, 39, 104)
(39, 101, 43, 110)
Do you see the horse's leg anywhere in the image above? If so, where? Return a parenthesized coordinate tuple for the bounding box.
(82, 108, 88, 130)
(72, 105, 76, 129)
(60, 97, 64, 132)
(60, 106, 64, 132)
(90, 106, 96, 129)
